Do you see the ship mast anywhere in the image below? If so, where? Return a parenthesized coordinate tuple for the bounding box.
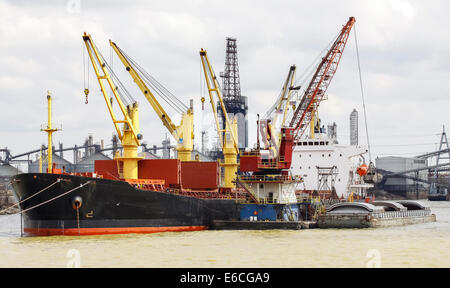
(41, 91, 60, 173)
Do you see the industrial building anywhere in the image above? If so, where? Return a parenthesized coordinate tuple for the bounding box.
(0, 164, 20, 214)
(0, 164, 20, 182)
(73, 151, 111, 173)
(28, 153, 73, 173)
(375, 156, 429, 199)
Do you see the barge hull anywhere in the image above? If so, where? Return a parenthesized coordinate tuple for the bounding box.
(318, 214, 436, 229)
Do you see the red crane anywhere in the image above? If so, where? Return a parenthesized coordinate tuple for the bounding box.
(289, 17, 355, 140)
(240, 17, 356, 175)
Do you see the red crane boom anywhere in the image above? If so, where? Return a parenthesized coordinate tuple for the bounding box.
(289, 17, 355, 140)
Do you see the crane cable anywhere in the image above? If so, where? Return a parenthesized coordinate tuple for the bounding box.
(99, 52, 136, 107)
(83, 40, 136, 107)
(294, 30, 339, 89)
(0, 179, 61, 214)
(354, 23, 372, 163)
(83, 45, 89, 104)
(116, 46, 188, 114)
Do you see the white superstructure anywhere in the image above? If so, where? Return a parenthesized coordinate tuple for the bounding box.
(290, 133, 369, 198)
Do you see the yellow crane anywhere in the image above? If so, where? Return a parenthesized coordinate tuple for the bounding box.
(199, 48, 239, 189)
(82, 33, 143, 180)
(109, 40, 194, 162)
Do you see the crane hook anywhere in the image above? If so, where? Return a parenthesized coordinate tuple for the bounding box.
(84, 88, 89, 104)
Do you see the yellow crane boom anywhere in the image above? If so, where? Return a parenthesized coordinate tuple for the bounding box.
(199, 48, 239, 189)
(82, 33, 142, 179)
(110, 40, 194, 162)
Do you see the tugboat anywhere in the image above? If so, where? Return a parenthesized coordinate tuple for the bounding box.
(428, 183, 449, 201)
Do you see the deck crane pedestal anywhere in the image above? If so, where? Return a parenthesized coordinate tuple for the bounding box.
(110, 40, 194, 162)
(83, 33, 143, 180)
(200, 48, 239, 189)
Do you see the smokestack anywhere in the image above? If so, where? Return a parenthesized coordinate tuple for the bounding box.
(74, 144, 78, 164)
(59, 142, 63, 158)
(89, 134, 94, 156)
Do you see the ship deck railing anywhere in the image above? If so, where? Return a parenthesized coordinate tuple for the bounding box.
(370, 210, 432, 219)
(238, 174, 302, 183)
(239, 151, 290, 169)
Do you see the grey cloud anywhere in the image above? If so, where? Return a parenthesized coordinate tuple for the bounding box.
(0, 0, 449, 160)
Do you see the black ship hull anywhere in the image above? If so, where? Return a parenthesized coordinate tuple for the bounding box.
(427, 194, 449, 201)
(11, 173, 239, 236)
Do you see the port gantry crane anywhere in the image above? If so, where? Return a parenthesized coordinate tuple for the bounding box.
(289, 16, 356, 141)
(199, 48, 239, 189)
(83, 33, 143, 180)
(109, 40, 194, 162)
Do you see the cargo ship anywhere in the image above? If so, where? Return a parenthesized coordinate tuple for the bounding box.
(9, 34, 253, 237)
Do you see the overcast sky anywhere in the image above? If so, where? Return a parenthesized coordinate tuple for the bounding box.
(1, 0, 449, 164)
